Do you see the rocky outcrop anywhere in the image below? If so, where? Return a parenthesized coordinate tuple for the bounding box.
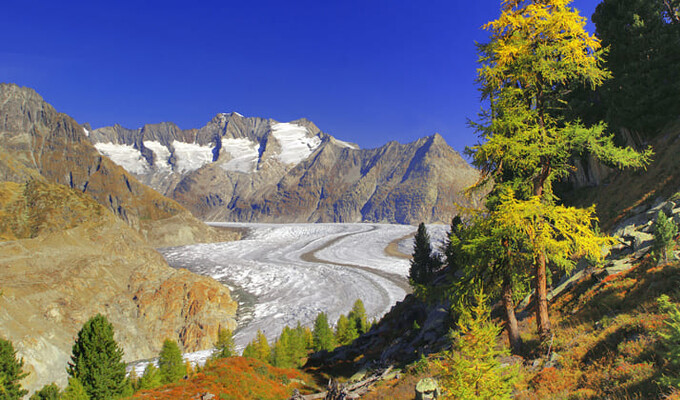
(0, 180, 237, 392)
(89, 114, 482, 224)
(0, 83, 236, 246)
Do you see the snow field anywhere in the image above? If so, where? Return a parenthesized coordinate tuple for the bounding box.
(142, 141, 172, 171)
(93, 142, 150, 175)
(271, 123, 321, 165)
(133, 223, 415, 373)
(171, 140, 214, 173)
(220, 138, 260, 173)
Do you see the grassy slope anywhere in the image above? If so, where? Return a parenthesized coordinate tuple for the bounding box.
(129, 357, 317, 400)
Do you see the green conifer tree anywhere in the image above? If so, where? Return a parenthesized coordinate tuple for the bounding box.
(61, 377, 89, 400)
(654, 210, 678, 263)
(410, 223, 437, 286)
(243, 330, 271, 363)
(312, 312, 335, 352)
(212, 328, 236, 359)
(67, 314, 126, 400)
(158, 339, 185, 384)
(136, 364, 162, 391)
(348, 299, 368, 335)
(0, 337, 28, 400)
(29, 383, 60, 400)
(335, 315, 358, 346)
(435, 288, 517, 399)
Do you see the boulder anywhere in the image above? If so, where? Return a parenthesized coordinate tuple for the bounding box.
(415, 378, 441, 400)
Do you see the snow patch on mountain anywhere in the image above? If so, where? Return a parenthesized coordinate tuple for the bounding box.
(271, 123, 321, 165)
(93, 143, 149, 175)
(143, 141, 172, 171)
(332, 137, 359, 149)
(220, 138, 260, 173)
(172, 140, 214, 173)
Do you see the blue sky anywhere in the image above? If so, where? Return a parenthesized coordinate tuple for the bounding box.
(1, 0, 601, 154)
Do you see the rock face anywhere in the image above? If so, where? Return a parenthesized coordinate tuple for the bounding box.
(0, 84, 239, 392)
(0, 83, 237, 247)
(89, 114, 482, 224)
(0, 180, 237, 392)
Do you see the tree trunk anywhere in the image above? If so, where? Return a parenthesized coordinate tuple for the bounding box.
(534, 252, 551, 342)
(502, 279, 522, 354)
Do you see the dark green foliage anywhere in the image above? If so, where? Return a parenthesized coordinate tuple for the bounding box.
(136, 364, 162, 391)
(28, 383, 60, 400)
(654, 210, 678, 263)
(591, 0, 680, 137)
(348, 299, 368, 335)
(410, 223, 442, 287)
(0, 337, 28, 400)
(67, 314, 126, 400)
(312, 312, 335, 352)
(213, 328, 236, 359)
(158, 339, 184, 384)
(61, 377, 89, 400)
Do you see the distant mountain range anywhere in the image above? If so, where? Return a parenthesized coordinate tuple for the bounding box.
(89, 114, 482, 224)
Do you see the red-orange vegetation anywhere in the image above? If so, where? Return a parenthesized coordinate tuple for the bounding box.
(130, 357, 315, 400)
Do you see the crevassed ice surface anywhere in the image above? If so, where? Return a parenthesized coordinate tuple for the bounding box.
(94, 143, 149, 175)
(142, 141, 172, 171)
(271, 123, 321, 165)
(220, 138, 260, 173)
(171, 140, 214, 173)
(129, 223, 417, 374)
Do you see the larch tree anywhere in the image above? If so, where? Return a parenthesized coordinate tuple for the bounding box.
(312, 312, 335, 352)
(471, 0, 651, 342)
(213, 328, 236, 359)
(348, 299, 368, 335)
(435, 288, 517, 399)
(158, 339, 185, 384)
(67, 314, 126, 400)
(61, 377, 89, 400)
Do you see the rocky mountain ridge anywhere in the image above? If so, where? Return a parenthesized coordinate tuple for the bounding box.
(89, 114, 482, 224)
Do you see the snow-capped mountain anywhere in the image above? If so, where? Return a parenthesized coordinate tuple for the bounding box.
(89, 114, 482, 224)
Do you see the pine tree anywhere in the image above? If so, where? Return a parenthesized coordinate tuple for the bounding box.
(67, 314, 126, 400)
(654, 210, 678, 263)
(0, 337, 28, 400)
(29, 383, 60, 400)
(312, 312, 335, 351)
(435, 288, 517, 399)
(61, 377, 89, 400)
(471, 0, 651, 342)
(410, 222, 440, 286)
(348, 299, 368, 335)
(212, 328, 236, 359)
(158, 339, 185, 384)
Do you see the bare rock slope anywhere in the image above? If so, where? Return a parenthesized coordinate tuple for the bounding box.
(0, 84, 238, 392)
(89, 114, 482, 224)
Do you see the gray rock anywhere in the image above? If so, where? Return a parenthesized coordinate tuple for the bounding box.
(606, 258, 635, 275)
(415, 378, 441, 400)
(630, 231, 654, 251)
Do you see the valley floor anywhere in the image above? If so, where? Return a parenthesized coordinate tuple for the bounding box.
(144, 223, 446, 370)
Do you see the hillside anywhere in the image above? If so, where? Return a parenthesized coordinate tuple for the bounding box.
(0, 83, 237, 247)
(88, 115, 482, 224)
(0, 179, 238, 393)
